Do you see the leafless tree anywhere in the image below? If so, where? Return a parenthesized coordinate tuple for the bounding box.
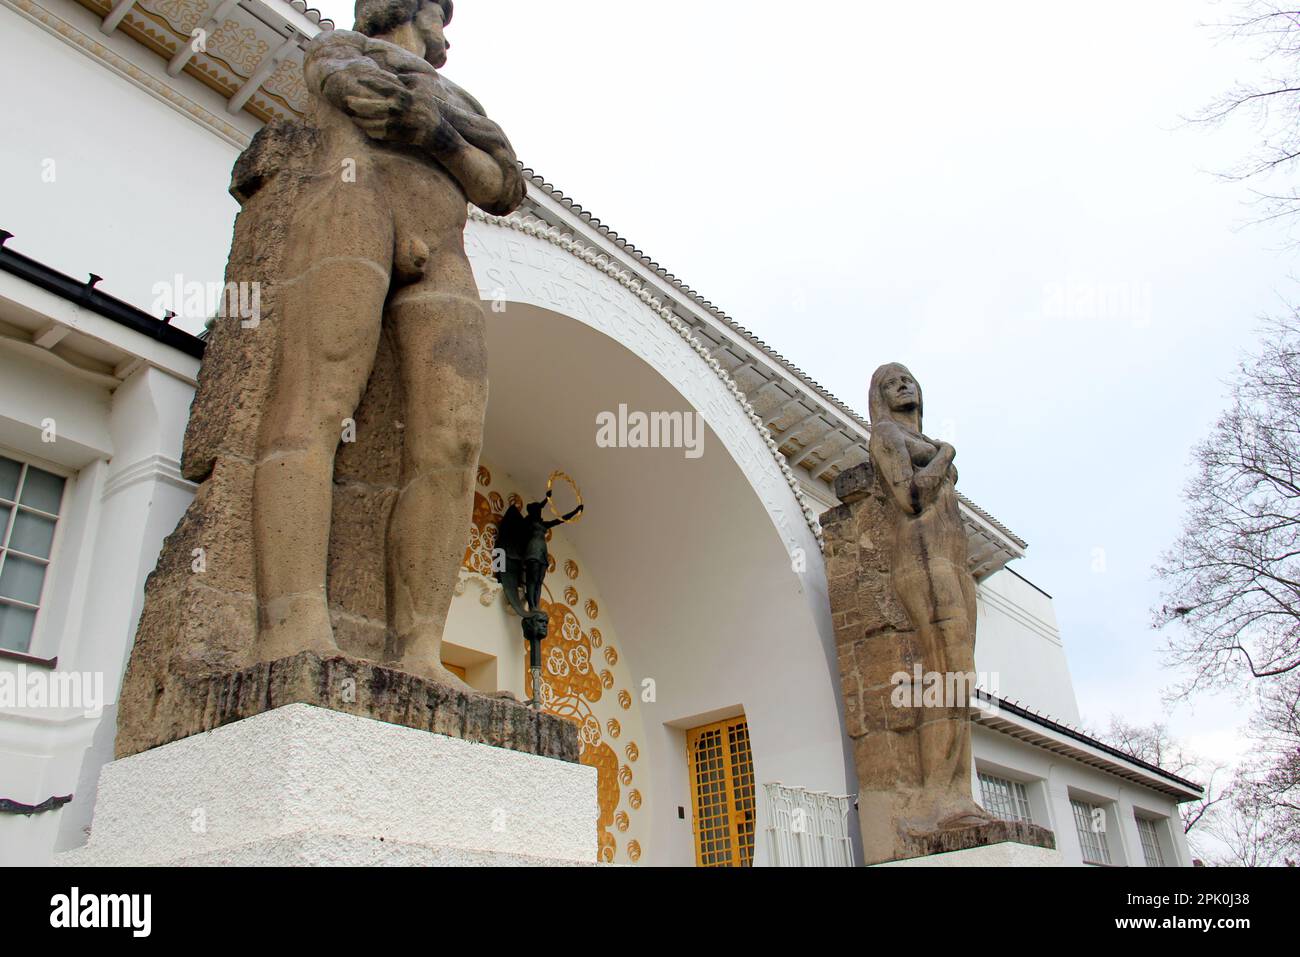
(1205, 782, 1298, 866)
(1193, 2, 1300, 237)
(1155, 314, 1300, 693)
(1155, 315, 1300, 862)
(1102, 717, 1231, 848)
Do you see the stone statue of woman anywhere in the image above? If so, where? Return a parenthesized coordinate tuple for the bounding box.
(868, 362, 991, 831)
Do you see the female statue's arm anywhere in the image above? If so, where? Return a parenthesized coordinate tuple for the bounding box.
(872, 426, 955, 516)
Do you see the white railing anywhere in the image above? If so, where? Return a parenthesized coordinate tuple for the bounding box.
(763, 783, 854, 867)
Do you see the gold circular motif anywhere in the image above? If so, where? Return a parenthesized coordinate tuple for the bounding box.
(618, 689, 631, 710)
(624, 742, 639, 762)
(589, 627, 603, 647)
(628, 789, 642, 810)
(627, 840, 642, 863)
(615, 811, 630, 832)
(546, 470, 583, 524)
(564, 559, 580, 580)
(584, 598, 599, 620)
(606, 718, 621, 738)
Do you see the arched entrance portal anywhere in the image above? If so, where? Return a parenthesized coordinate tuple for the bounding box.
(438, 211, 856, 866)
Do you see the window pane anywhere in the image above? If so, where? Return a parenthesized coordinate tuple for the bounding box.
(19, 467, 65, 514)
(0, 554, 47, 605)
(0, 601, 36, 652)
(0, 458, 19, 501)
(0, 504, 10, 536)
(9, 511, 56, 558)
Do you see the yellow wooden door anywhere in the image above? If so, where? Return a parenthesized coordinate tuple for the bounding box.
(686, 716, 756, 867)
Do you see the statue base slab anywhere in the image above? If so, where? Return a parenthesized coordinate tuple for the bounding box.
(877, 820, 1060, 867)
(875, 841, 1064, 867)
(116, 650, 579, 761)
(62, 704, 599, 866)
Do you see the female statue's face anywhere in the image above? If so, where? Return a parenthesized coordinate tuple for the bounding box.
(880, 368, 920, 413)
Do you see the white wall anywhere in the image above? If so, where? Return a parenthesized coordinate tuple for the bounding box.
(973, 724, 1192, 867)
(0, 1, 245, 333)
(976, 568, 1082, 725)
(0, 354, 195, 863)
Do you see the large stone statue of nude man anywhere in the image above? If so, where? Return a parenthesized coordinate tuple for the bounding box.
(254, 0, 526, 681)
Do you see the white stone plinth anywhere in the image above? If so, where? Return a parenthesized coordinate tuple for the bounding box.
(876, 842, 1065, 867)
(60, 703, 598, 866)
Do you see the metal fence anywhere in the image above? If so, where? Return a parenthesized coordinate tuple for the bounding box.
(763, 783, 854, 867)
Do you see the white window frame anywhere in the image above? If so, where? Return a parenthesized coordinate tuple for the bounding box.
(977, 770, 1034, 824)
(1135, 814, 1168, 867)
(1070, 797, 1113, 865)
(0, 448, 71, 657)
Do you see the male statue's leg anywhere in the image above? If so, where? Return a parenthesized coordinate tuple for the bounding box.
(384, 281, 487, 683)
(253, 182, 394, 661)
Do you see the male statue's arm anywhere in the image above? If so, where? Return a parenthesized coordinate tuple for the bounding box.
(304, 31, 525, 215)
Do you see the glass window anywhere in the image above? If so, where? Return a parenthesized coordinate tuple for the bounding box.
(1136, 815, 1167, 867)
(0, 455, 66, 653)
(1071, 798, 1113, 865)
(978, 771, 1034, 823)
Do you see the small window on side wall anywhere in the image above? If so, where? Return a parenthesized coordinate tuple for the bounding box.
(1136, 814, 1168, 867)
(977, 771, 1034, 824)
(1071, 798, 1113, 865)
(0, 454, 67, 654)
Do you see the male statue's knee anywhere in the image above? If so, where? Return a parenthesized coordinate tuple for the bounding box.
(408, 430, 481, 474)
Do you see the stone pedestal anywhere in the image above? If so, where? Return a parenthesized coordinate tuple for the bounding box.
(116, 650, 579, 761)
(824, 461, 1058, 864)
(62, 704, 599, 866)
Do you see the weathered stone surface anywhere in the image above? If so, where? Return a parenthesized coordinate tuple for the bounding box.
(833, 460, 875, 504)
(825, 363, 1054, 864)
(116, 651, 579, 763)
(898, 819, 1056, 862)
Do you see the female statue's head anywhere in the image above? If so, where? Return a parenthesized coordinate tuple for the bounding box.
(868, 362, 923, 429)
(355, 0, 454, 65)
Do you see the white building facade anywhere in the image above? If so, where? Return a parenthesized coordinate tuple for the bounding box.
(0, 0, 1199, 867)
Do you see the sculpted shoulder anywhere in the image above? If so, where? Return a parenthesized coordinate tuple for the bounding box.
(305, 28, 436, 75)
(870, 420, 908, 451)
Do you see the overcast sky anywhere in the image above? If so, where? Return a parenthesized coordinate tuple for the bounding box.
(314, 0, 1293, 766)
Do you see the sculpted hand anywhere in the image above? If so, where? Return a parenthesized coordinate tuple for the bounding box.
(328, 70, 452, 149)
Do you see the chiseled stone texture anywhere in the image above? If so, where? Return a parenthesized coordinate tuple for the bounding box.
(898, 818, 1056, 861)
(825, 459, 1056, 864)
(115, 651, 579, 762)
(64, 705, 598, 867)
